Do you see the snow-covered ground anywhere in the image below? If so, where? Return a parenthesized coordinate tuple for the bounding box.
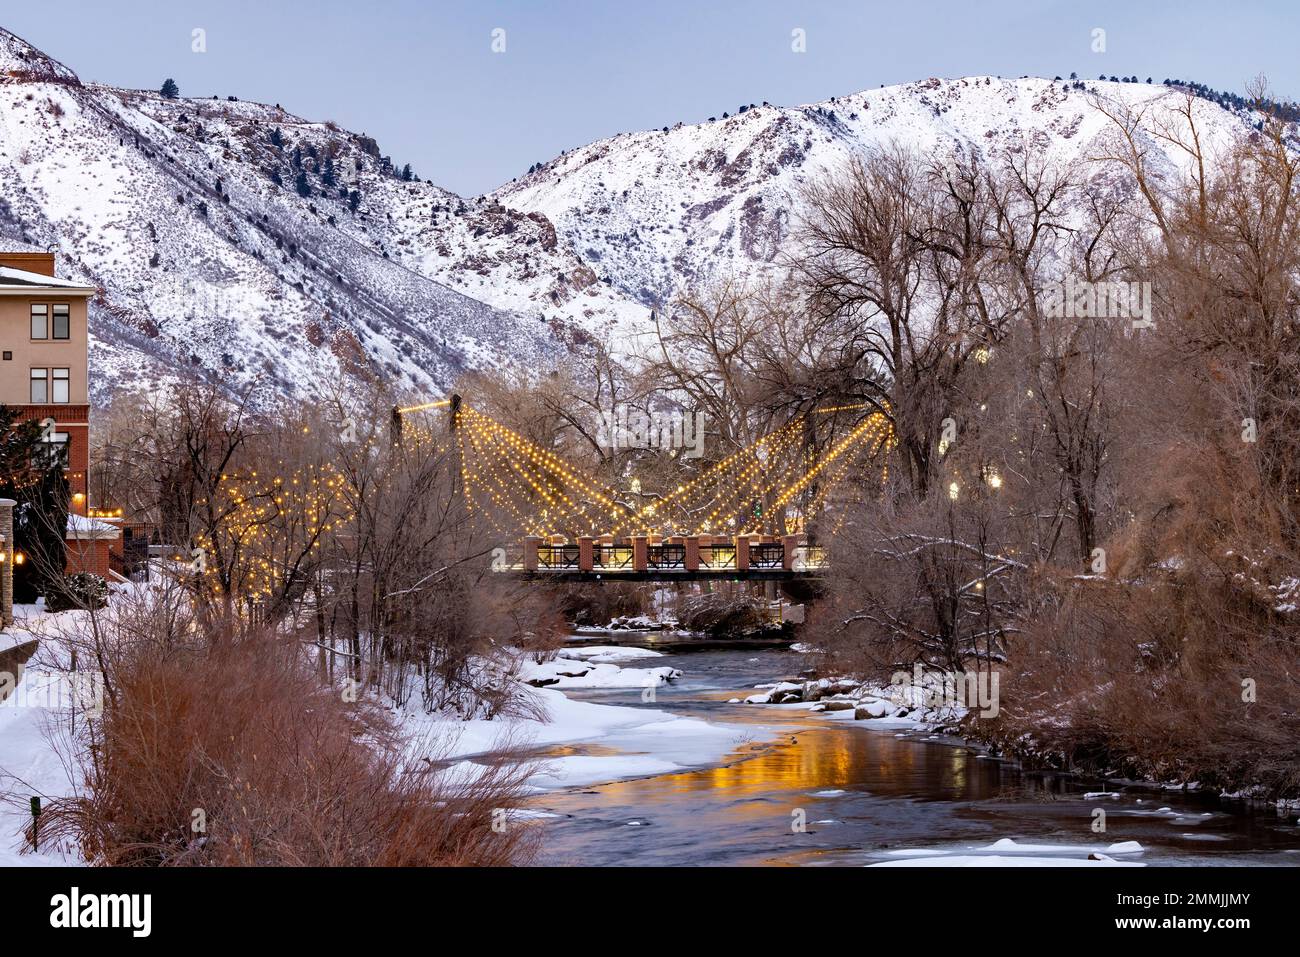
(401, 645, 767, 792)
(869, 838, 1146, 867)
(735, 673, 970, 734)
(517, 645, 682, 690)
(0, 602, 88, 867)
(1, 599, 772, 867)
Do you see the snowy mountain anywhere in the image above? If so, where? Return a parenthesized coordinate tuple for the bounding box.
(0, 25, 1263, 403)
(493, 75, 1258, 311)
(0, 27, 634, 406)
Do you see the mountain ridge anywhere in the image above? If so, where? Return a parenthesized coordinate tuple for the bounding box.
(1, 26, 1265, 400)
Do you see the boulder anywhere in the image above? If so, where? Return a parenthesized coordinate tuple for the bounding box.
(801, 683, 825, 702)
(854, 698, 889, 719)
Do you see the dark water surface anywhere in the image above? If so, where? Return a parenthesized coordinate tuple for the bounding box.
(528, 649, 1300, 866)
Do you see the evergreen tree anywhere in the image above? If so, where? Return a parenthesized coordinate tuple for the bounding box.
(321, 157, 336, 187)
(0, 407, 69, 602)
(295, 170, 311, 198)
(160, 78, 180, 99)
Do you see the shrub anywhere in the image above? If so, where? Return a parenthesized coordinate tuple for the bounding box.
(45, 572, 109, 612)
(32, 611, 540, 866)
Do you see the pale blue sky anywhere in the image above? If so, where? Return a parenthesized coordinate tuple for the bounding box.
(6, 1, 1296, 195)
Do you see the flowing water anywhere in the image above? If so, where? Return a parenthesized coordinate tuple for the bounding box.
(528, 648, 1300, 866)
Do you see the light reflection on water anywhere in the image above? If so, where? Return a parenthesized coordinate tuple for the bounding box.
(527, 649, 1300, 867)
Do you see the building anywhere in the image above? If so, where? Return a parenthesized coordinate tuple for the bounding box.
(0, 250, 118, 592)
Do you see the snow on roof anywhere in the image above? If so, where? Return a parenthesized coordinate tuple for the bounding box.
(67, 513, 120, 538)
(0, 265, 95, 292)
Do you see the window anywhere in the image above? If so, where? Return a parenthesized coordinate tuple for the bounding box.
(31, 304, 47, 339)
(36, 431, 68, 469)
(30, 368, 47, 403)
(53, 304, 70, 340)
(52, 367, 69, 403)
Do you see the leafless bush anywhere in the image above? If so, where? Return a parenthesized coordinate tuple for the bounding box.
(29, 612, 539, 866)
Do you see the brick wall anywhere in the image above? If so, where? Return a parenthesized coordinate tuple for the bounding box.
(12, 405, 89, 511)
(65, 539, 111, 577)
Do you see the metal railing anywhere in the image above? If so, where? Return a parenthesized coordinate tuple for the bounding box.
(537, 544, 581, 569)
(699, 543, 737, 569)
(594, 544, 633, 569)
(751, 542, 784, 568)
(647, 543, 685, 569)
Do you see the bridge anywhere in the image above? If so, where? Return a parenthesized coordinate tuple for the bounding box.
(508, 535, 828, 581)
(394, 396, 893, 583)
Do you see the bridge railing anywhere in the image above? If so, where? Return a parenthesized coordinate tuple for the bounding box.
(515, 535, 824, 575)
(537, 544, 581, 570)
(647, 543, 685, 569)
(594, 544, 634, 570)
(699, 543, 737, 569)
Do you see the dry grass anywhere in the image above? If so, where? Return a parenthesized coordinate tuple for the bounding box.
(985, 567, 1300, 795)
(33, 617, 540, 866)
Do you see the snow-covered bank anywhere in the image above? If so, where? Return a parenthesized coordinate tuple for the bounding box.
(734, 674, 969, 734)
(870, 838, 1147, 867)
(518, 646, 682, 690)
(2, 597, 771, 864)
(395, 645, 771, 792)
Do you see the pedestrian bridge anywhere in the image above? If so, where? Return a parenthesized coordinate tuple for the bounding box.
(391, 396, 889, 585)
(495, 534, 828, 581)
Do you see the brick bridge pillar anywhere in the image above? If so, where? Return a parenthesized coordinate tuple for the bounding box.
(734, 534, 750, 571)
(0, 498, 13, 627)
(782, 534, 804, 571)
(684, 535, 700, 572)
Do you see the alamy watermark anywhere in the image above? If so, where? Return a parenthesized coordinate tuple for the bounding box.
(594, 406, 706, 458)
(0, 669, 105, 716)
(889, 663, 1000, 719)
(1040, 277, 1153, 330)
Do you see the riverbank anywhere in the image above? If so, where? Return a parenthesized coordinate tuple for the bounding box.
(391, 645, 777, 792)
(734, 655, 1300, 822)
(524, 648, 1300, 866)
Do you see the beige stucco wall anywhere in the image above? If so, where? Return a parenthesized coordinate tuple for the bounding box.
(0, 293, 89, 407)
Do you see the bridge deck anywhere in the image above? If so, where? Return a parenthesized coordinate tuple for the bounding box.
(495, 564, 827, 582)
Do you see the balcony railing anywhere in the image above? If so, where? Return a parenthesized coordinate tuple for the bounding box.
(751, 543, 784, 568)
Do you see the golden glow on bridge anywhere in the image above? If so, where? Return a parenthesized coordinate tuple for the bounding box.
(429, 399, 895, 540)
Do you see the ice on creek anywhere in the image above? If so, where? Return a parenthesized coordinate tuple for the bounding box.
(402, 674, 769, 792)
(872, 838, 1146, 867)
(517, 656, 682, 690)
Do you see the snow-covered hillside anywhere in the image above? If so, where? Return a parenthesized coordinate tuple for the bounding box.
(0, 27, 627, 404)
(0, 24, 1264, 402)
(493, 75, 1257, 309)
